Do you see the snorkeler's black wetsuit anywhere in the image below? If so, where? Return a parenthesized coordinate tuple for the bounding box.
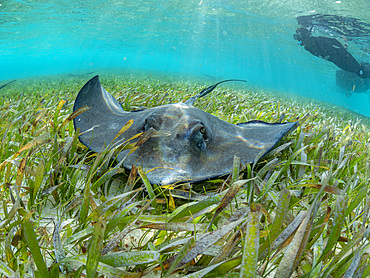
(302, 36, 360, 73)
(294, 27, 369, 79)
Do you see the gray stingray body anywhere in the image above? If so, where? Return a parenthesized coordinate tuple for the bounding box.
(73, 76, 298, 185)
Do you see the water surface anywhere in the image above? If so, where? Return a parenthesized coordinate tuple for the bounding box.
(1, 0, 369, 116)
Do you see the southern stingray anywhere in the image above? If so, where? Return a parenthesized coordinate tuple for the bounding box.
(73, 76, 298, 185)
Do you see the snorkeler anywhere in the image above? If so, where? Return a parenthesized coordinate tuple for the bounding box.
(294, 27, 369, 79)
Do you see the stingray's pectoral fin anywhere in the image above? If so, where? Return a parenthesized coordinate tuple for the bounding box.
(73, 75, 131, 153)
(237, 120, 299, 160)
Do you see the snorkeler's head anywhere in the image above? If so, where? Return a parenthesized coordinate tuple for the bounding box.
(293, 27, 311, 42)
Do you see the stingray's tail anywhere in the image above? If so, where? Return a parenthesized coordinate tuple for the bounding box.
(185, 79, 247, 105)
(0, 80, 16, 90)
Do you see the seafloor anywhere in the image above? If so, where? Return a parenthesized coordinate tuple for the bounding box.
(0, 68, 369, 277)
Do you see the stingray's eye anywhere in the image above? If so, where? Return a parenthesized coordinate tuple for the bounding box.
(143, 115, 160, 131)
(189, 123, 208, 150)
(199, 123, 208, 140)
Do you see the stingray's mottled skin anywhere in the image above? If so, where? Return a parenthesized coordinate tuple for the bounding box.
(73, 76, 298, 185)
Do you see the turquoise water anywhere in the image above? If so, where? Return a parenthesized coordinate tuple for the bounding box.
(1, 0, 369, 116)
